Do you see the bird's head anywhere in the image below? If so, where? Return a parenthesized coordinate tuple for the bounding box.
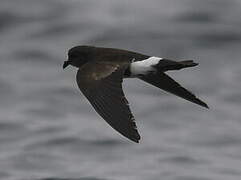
(63, 46, 95, 69)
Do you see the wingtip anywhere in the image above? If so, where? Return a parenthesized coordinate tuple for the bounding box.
(130, 134, 141, 143)
(132, 138, 140, 143)
(203, 103, 209, 109)
(199, 101, 209, 109)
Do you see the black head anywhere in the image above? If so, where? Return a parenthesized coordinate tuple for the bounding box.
(63, 46, 95, 69)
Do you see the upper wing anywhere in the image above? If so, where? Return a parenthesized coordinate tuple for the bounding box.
(76, 61, 140, 143)
(140, 72, 208, 108)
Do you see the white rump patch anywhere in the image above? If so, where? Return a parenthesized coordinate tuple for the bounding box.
(130, 56, 162, 76)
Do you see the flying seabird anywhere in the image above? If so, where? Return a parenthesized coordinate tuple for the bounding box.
(63, 46, 208, 143)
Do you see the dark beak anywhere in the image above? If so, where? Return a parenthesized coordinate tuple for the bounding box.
(63, 60, 70, 69)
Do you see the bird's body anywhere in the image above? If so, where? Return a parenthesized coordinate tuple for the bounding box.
(63, 46, 208, 143)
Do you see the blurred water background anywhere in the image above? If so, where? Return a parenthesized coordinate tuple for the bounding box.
(1, 0, 241, 179)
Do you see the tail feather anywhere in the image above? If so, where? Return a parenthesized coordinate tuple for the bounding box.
(179, 60, 198, 68)
(154, 59, 198, 72)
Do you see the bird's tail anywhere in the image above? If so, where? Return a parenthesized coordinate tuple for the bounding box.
(139, 59, 208, 108)
(154, 59, 198, 72)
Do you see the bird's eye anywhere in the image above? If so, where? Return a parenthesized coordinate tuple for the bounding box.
(70, 54, 78, 59)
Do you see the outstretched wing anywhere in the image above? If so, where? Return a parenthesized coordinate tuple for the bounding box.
(140, 72, 208, 108)
(76, 61, 140, 143)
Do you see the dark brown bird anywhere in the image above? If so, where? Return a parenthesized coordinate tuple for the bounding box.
(63, 46, 208, 143)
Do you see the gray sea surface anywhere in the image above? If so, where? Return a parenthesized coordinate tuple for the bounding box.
(1, 0, 241, 179)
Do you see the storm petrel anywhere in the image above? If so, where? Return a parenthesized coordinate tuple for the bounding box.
(63, 46, 208, 143)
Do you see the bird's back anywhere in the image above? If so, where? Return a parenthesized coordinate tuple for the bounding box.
(93, 47, 149, 63)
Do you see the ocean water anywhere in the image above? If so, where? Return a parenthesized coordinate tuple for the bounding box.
(1, 0, 241, 179)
